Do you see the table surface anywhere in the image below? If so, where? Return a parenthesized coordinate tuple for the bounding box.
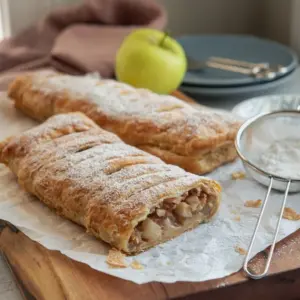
(1, 67, 300, 299)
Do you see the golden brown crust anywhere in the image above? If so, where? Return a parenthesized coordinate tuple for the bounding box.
(139, 143, 237, 174)
(0, 113, 221, 253)
(8, 72, 241, 174)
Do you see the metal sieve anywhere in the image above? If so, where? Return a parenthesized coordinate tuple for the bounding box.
(235, 110, 300, 279)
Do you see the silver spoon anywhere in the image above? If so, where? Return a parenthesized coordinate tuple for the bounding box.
(187, 57, 277, 80)
(210, 57, 288, 76)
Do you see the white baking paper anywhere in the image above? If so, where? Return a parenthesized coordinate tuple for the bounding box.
(0, 94, 299, 284)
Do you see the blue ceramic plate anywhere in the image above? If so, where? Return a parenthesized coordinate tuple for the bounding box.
(180, 68, 295, 99)
(178, 35, 298, 87)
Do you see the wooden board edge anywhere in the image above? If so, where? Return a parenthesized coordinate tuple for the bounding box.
(1, 226, 300, 300)
(0, 90, 300, 299)
(1, 252, 35, 300)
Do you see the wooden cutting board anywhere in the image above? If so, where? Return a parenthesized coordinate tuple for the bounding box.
(0, 91, 300, 300)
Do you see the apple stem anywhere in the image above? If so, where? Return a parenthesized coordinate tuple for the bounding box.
(159, 32, 169, 47)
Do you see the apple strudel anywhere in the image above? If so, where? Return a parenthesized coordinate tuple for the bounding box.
(0, 113, 221, 254)
(8, 72, 241, 174)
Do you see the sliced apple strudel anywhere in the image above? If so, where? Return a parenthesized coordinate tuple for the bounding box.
(0, 113, 221, 254)
(8, 72, 241, 174)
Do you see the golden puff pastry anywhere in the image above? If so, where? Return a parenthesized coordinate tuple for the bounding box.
(8, 72, 241, 174)
(0, 113, 221, 254)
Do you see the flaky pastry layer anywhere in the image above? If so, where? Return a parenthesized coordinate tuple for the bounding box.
(0, 113, 221, 254)
(8, 72, 241, 174)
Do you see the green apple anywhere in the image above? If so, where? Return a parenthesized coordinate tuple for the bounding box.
(115, 29, 187, 94)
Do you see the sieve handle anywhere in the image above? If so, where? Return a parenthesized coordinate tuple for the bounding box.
(243, 177, 291, 279)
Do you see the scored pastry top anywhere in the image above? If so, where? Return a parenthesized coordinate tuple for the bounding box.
(0, 112, 221, 253)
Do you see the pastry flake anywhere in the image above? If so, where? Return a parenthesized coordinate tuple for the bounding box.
(235, 246, 247, 255)
(233, 215, 241, 222)
(0, 113, 221, 254)
(106, 249, 128, 268)
(283, 207, 300, 221)
(8, 72, 241, 174)
(130, 260, 144, 270)
(231, 172, 246, 180)
(244, 200, 262, 208)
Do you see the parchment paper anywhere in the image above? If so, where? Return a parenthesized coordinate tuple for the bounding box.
(0, 94, 299, 284)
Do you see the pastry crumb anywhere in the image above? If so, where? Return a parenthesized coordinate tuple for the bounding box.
(120, 89, 132, 95)
(235, 246, 247, 255)
(233, 215, 241, 222)
(231, 209, 238, 215)
(217, 282, 226, 288)
(130, 260, 144, 270)
(244, 199, 262, 208)
(106, 249, 128, 268)
(283, 207, 300, 221)
(231, 172, 246, 180)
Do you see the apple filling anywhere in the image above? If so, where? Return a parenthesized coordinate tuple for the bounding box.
(128, 187, 218, 252)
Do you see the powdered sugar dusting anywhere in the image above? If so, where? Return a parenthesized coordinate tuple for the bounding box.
(8, 113, 207, 228)
(29, 73, 240, 147)
(259, 139, 300, 179)
(12, 112, 95, 143)
(0, 94, 299, 284)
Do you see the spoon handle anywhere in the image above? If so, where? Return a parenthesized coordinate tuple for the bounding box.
(187, 57, 276, 79)
(188, 59, 253, 75)
(209, 56, 269, 69)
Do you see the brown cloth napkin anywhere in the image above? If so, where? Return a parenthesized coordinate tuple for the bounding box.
(0, 0, 167, 90)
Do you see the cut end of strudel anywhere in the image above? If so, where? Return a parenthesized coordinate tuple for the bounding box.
(8, 72, 241, 175)
(0, 113, 221, 254)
